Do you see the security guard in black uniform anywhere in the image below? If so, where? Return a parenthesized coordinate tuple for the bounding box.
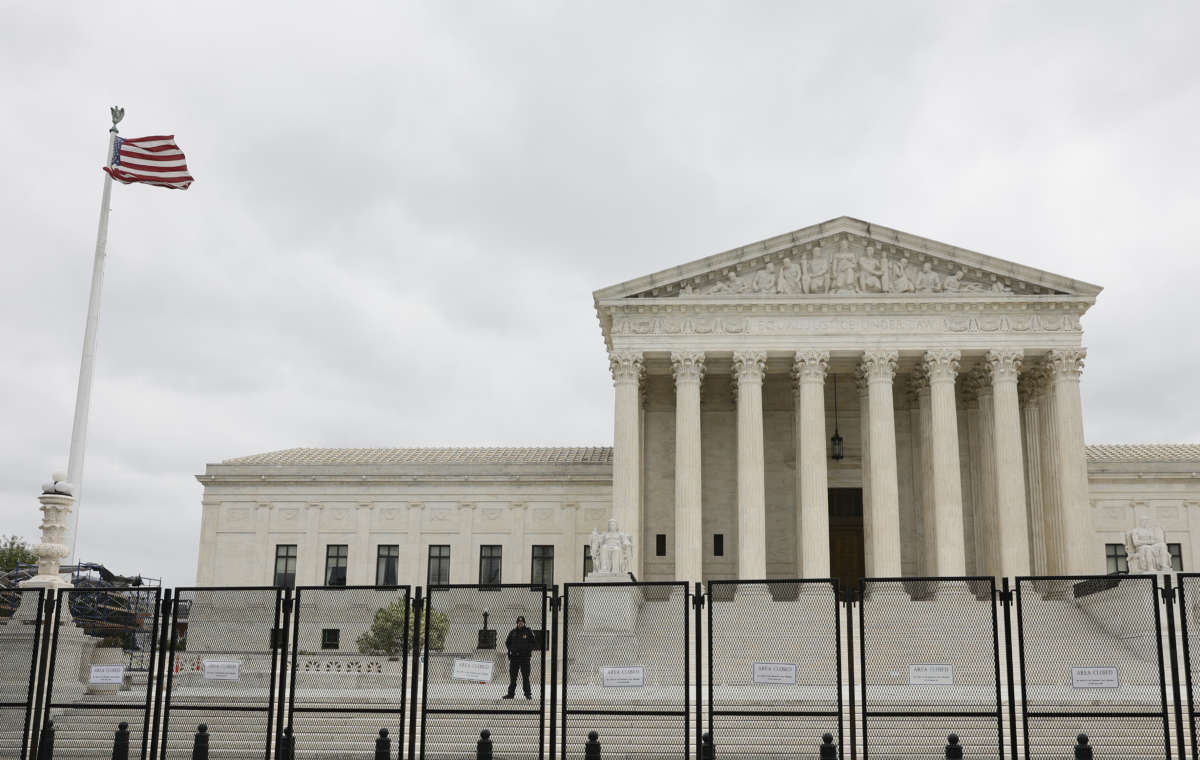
(501, 615, 536, 699)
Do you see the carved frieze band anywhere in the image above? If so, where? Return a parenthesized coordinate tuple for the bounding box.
(859, 350, 898, 384)
(922, 349, 961, 384)
(791, 350, 829, 389)
(609, 351, 645, 385)
(610, 312, 1082, 338)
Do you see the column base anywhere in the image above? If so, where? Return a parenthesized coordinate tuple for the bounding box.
(19, 574, 73, 590)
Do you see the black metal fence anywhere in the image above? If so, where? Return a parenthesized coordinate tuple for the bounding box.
(421, 584, 549, 760)
(13, 574, 1200, 760)
(859, 577, 1002, 760)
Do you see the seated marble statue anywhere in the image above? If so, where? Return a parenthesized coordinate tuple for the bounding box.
(1124, 518, 1173, 573)
(589, 519, 633, 575)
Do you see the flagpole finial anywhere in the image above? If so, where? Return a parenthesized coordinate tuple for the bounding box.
(110, 106, 124, 133)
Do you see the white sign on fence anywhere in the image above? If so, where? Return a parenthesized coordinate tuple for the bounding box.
(451, 659, 495, 683)
(601, 666, 645, 687)
(908, 664, 954, 685)
(1071, 666, 1120, 688)
(202, 661, 241, 681)
(88, 664, 125, 685)
(752, 662, 798, 685)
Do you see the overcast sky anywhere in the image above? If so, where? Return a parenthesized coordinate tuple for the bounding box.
(2, 3, 1197, 587)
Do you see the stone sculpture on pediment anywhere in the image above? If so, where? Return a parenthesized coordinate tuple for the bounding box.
(707, 270, 748, 294)
(889, 257, 916, 293)
(778, 257, 803, 294)
(750, 263, 777, 294)
(802, 247, 831, 294)
(832, 240, 859, 293)
(858, 247, 885, 293)
(915, 262, 942, 293)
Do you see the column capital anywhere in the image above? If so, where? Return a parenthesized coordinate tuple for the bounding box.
(791, 350, 829, 390)
(906, 369, 929, 405)
(732, 350, 767, 385)
(922, 349, 961, 384)
(967, 365, 994, 398)
(859, 350, 898, 385)
(1045, 348, 1086, 380)
(1018, 366, 1049, 405)
(985, 348, 1024, 383)
(854, 363, 872, 397)
(670, 351, 706, 385)
(609, 351, 645, 385)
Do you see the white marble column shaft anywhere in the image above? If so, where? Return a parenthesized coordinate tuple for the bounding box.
(672, 352, 705, 583)
(987, 350, 1031, 576)
(734, 351, 768, 580)
(1047, 349, 1095, 574)
(1036, 375, 1065, 575)
(925, 349, 967, 576)
(793, 351, 830, 578)
(1019, 376, 1047, 575)
(855, 370, 874, 577)
(861, 350, 902, 577)
(609, 351, 644, 573)
(910, 374, 935, 573)
(972, 369, 999, 577)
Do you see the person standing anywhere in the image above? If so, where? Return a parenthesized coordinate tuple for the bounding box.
(502, 615, 536, 699)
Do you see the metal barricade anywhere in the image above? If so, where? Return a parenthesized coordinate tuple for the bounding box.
(707, 579, 842, 760)
(159, 587, 287, 760)
(420, 584, 548, 760)
(39, 587, 161, 760)
(1016, 575, 1169, 759)
(561, 581, 689, 760)
(859, 577, 1003, 759)
(287, 585, 412, 758)
(0, 588, 46, 760)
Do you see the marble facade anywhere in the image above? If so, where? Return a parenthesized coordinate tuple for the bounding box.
(196, 217, 1200, 588)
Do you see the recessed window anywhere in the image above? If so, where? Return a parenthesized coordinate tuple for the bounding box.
(376, 545, 399, 586)
(655, 534, 667, 557)
(1170, 543, 1184, 572)
(1105, 543, 1128, 574)
(713, 534, 724, 557)
(321, 628, 340, 650)
(582, 545, 593, 579)
(274, 544, 297, 588)
(531, 545, 554, 587)
(428, 545, 451, 586)
(479, 545, 503, 585)
(325, 545, 348, 586)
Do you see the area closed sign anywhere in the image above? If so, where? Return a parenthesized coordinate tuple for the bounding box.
(601, 667, 645, 687)
(752, 663, 798, 684)
(89, 665, 125, 684)
(202, 661, 240, 681)
(908, 664, 953, 685)
(1071, 666, 1119, 688)
(452, 659, 494, 683)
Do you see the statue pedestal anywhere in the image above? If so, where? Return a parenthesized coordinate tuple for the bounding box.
(570, 573, 642, 685)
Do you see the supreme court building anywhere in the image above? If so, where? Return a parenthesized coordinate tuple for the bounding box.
(195, 217, 1200, 590)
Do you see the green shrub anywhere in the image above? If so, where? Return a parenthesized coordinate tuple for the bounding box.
(357, 601, 448, 656)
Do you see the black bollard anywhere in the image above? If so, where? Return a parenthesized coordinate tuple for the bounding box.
(375, 728, 390, 760)
(702, 731, 715, 760)
(944, 733, 962, 760)
(819, 733, 837, 760)
(584, 730, 601, 760)
(278, 726, 295, 760)
(112, 722, 130, 760)
(36, 720, 55, 760)
(1074, 734, 1092, 760)
(477, 729, 493, 760)
(192, 724, 209, 760)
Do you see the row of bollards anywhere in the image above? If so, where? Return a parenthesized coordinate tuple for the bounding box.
(30, 719, 1097, 759)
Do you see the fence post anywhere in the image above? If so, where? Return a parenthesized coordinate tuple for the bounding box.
(191, 724, 209, 760)
(584, 730, 601, 760)
(819, 732, 836, 760)
(375, 728, 391, 760)
(111, 721, 130, 760)
(35, 720, 54, 760)
(1073, 734, 1092, 760)
(477, 729, 493, 760)
(702, 731, 714, 760)
(944, 733, 962, 759)
(277, 726, 294, 760)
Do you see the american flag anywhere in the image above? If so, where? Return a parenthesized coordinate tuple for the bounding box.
(103, 135, 194, 190)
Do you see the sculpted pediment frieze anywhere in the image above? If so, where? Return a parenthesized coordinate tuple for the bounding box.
(629, 233, 1059, 299)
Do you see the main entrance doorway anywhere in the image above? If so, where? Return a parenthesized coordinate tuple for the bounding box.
(828, 488, 865, 596)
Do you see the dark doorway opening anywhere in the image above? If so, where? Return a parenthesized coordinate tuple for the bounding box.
(828, 488, 865, 598)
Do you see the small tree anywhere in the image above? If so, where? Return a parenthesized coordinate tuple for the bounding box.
(0, 535, 37, 572)
(357, 600, 448, 656)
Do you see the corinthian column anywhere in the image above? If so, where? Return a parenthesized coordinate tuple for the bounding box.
(924, 349, 966, 576)
(792, 351, 830, 578)
(1019, 372, 1047, 575)
(672, 351, 705, 583)
(1046, 349, 1095, 574)
(856, 368, 874, 576)
(970, 367, 998, 576)
(610, 351, 644, 573)
(987, 349, 1031, 577)
(733, 351, 768, 580)
(860, 350, 901, 577)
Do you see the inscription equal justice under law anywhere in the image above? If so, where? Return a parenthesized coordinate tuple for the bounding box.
(611, 313, 1081, 337)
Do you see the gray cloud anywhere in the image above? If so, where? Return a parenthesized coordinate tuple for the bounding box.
(2, 1, 1198, 586)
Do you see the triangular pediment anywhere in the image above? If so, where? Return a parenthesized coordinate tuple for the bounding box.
(594, 217, 1102, 301)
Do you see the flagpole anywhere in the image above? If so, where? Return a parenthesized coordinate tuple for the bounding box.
(62, 106, 124, 564)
